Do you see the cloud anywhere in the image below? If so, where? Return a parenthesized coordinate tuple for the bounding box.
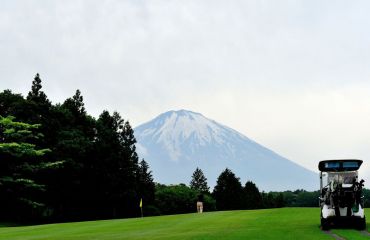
(1, 0, 370, 182)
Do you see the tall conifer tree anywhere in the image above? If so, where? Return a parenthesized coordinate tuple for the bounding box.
(138, 159, 155, 209)
(27, 73, 49, 104)
(190, 167, 209, 193)
(213, 168, 243, 210)
(243, 181, 262, 209)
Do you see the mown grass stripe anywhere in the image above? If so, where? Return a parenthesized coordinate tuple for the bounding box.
(0, 208, 368, 240)
(322, 230, 346, 240)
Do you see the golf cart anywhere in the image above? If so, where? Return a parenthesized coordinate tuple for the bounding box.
(319, 159, 366, 230)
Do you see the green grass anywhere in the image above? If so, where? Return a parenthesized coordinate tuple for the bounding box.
(0, 208, 369, 240)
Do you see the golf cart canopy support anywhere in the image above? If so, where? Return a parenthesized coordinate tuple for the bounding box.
(318, 159, 363, 172)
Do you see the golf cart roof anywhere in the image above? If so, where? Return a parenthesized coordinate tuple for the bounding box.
(318, 159, 363, 172)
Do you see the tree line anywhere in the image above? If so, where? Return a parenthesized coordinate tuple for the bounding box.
(153, 168, 318, 216)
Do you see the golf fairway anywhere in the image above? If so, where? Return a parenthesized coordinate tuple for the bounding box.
(0, 208, 369, 240)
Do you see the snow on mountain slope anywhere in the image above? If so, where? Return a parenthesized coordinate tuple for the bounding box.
(134, 110, 317, 191)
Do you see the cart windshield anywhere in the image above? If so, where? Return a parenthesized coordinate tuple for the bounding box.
(321, 171, 357, 188)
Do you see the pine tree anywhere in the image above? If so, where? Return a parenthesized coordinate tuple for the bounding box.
(213, 168, 243, 210)
(119, 119, 141, 216)
(121, 120, 139, 167)
(93, 111, 123, 217)
(48, 90, 95, 220)
(243, 181, 262, 209)
(190, 167, 209, 193)
(93, 111, 142, 218)
(24, 73, 52, 148)
(27, 73, 50, 105)
(62, 89, 86, 116)
(138, 159, 155, 209)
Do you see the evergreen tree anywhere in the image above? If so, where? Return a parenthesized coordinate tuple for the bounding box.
(27, 73, 51, 110)
(0, 90, 27, 118)
(243, 181, 262, 209)
(119, 119, 141, 216)
(47, 90, 95, 220)
(62, 90, 85, 116)
(213, 168, 243, 210)
(93, 111, 123, 218)
(26, 73, 50, 106)
(138, 159, 155, 212)
(190, 167, 209, 193)
(120, 120, 139, 178)
(0, 116, 55, 220)
(24, 73, 53, 148)
(93, 111, 142, 218)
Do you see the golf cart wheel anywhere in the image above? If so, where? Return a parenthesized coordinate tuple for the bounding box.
(357, 217, 366, 230)
(321, 217, 330, 230)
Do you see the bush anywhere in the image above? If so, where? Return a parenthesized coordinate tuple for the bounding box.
(203, 194, 216, 211)
(154, 183, 216, 215)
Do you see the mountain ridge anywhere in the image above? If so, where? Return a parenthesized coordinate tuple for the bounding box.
(134, 109, 317, 191)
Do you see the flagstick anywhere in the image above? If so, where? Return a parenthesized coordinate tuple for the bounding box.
(140, 198, 143, 218)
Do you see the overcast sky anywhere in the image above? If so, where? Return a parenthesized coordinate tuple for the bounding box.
(1, 0, 370, 178)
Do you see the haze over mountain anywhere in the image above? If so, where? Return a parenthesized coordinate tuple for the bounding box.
(135, 110, 317, 191)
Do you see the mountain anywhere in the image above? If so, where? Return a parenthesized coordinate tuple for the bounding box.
(134, 110, 317, 191)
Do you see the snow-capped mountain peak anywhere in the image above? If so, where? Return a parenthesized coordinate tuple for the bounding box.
(135, 110, 248, 160)
(134, 110, 317, 191)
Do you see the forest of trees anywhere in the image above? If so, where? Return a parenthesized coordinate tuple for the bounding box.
(2, 74, 362, 223)
(0, 74, 155, 222)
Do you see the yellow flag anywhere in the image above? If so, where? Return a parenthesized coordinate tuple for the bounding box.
(140, 198, 143, 208)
